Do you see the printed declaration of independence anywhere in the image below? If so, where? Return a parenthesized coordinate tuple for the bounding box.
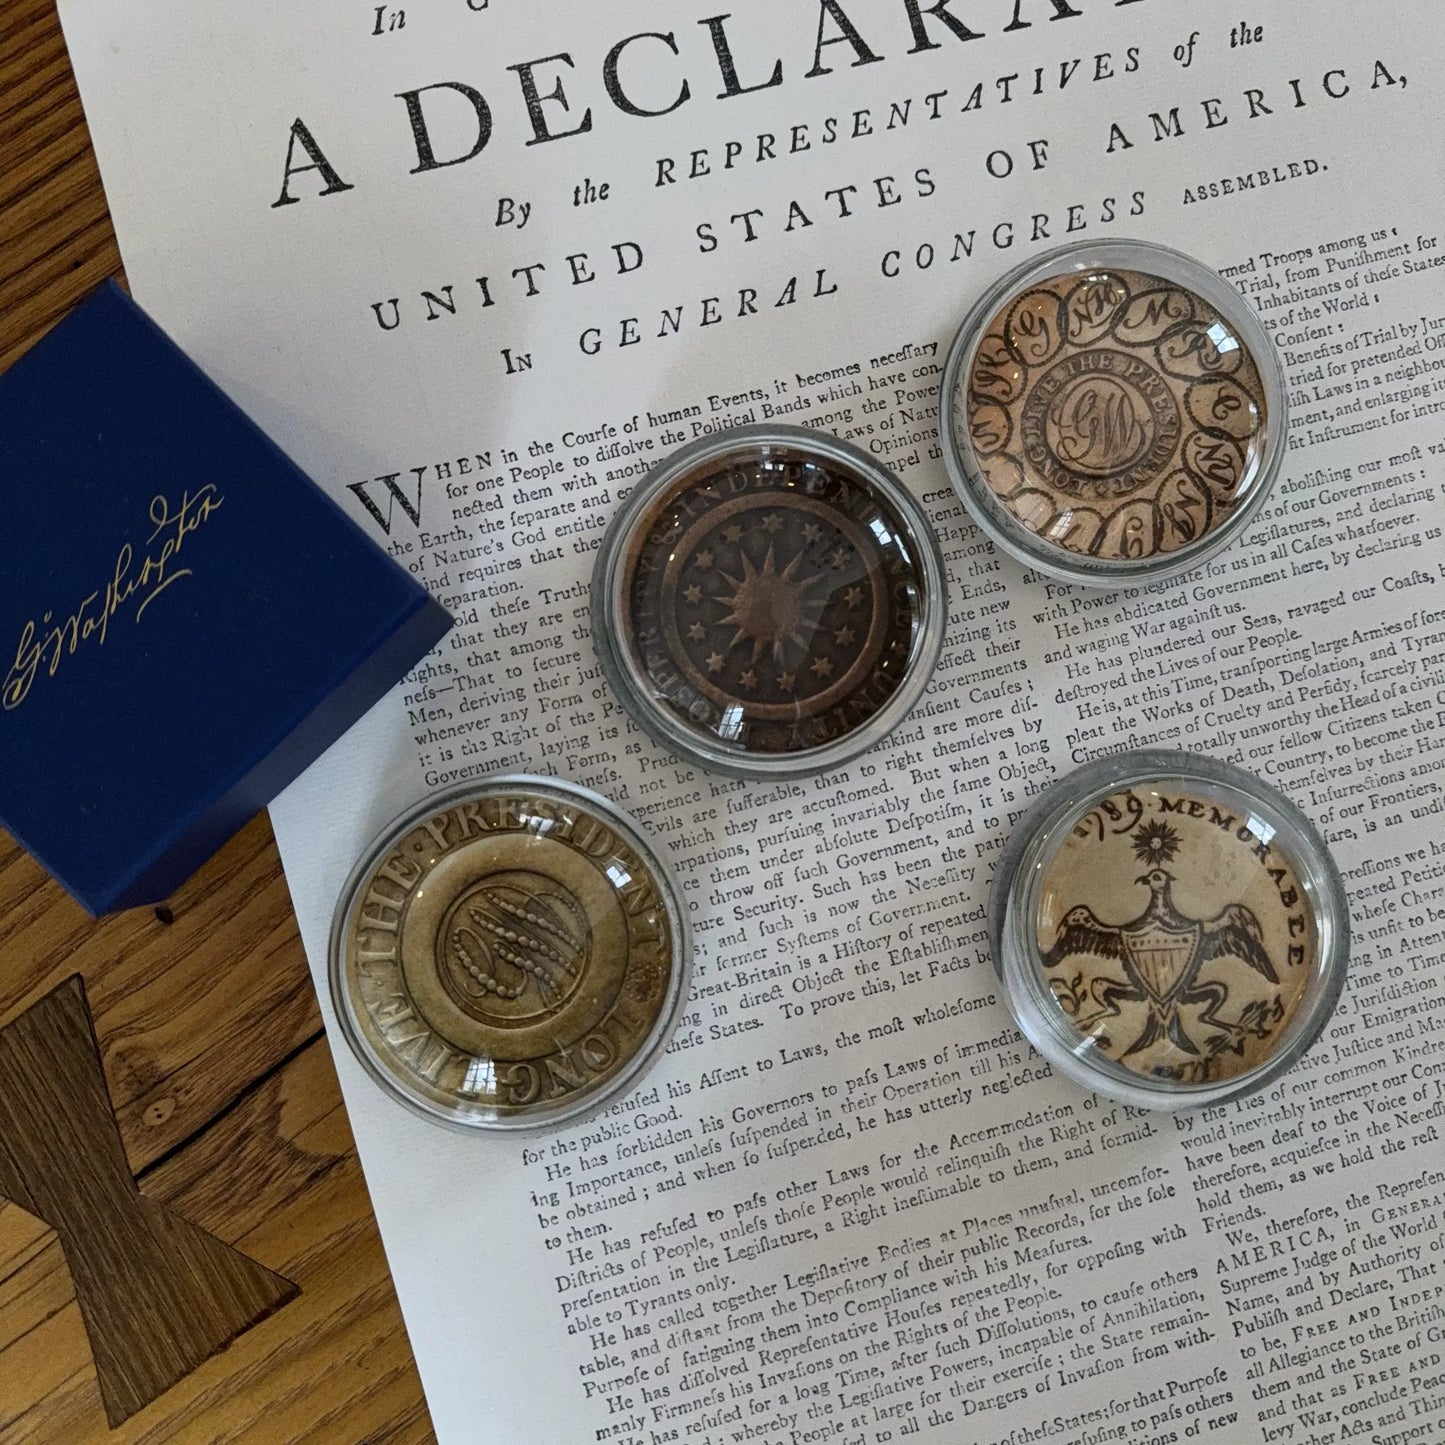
(59, 1, 1445, 1439)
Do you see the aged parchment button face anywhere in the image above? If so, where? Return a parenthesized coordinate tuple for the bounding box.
(330, 778, 689, 1130)
(989, 751, 1348, 1110)
(1037, 785, 1315, 1085)
(594, 425, 946, 777)
(941, 242, 1285, 587)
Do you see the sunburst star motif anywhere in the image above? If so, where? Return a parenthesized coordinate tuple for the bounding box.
(1132, 820, 1182, 868)
(713, 545, 831, 663)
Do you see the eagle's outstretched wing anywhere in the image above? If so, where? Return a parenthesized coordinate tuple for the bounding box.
(1044, 905, 1129, 967)
(1198, 904, 1277, 983)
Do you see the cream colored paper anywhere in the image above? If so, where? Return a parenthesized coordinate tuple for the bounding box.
(60, 3, 1445, 1440)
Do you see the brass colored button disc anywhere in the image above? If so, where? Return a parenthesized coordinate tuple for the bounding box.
(331, 778, 689, 1131)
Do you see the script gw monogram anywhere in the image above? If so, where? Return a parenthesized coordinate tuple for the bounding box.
(2, 486, 224, 711)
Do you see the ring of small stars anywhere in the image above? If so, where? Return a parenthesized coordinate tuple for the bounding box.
(624, 458, 925, 748)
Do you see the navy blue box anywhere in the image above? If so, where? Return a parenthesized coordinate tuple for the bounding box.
(0, 282, 451, 914)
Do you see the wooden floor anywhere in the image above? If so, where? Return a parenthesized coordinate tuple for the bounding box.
(0, 2, 432, 1440)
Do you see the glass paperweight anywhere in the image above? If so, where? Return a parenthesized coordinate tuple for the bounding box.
(330, 776, 691, 1131)
(990, 751, 1348, 1110)
(941, 239, 1287, 587)
(592, 424, 947, 777)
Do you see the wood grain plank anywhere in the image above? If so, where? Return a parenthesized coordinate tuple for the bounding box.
(0, 817, 322, 1174)
(0, 0, 121, 372)
(0, 979, 298, 1427)
(0, 1038, 430, 1444)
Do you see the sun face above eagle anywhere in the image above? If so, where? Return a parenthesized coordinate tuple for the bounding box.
(1132, 819, 1181, 869)
(1036, 788, 1318, 1086)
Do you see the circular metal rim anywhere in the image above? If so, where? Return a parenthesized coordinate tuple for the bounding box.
(592, 423, 948, 778)
(328, 774, 693, 1133)
(988, 749, 1349, 1111)
(940, 239, 1289, 590)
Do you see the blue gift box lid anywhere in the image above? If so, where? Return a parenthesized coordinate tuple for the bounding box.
(0, 282, 452, 914)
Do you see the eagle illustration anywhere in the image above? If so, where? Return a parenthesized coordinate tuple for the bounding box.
(1044, 866, 1281, 1064)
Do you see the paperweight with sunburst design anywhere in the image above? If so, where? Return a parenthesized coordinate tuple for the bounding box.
(592, 426, 946, 776)
(989, 751, 1349, 1110)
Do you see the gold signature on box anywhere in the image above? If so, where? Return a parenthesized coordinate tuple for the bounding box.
(2, 486, 224, 712)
